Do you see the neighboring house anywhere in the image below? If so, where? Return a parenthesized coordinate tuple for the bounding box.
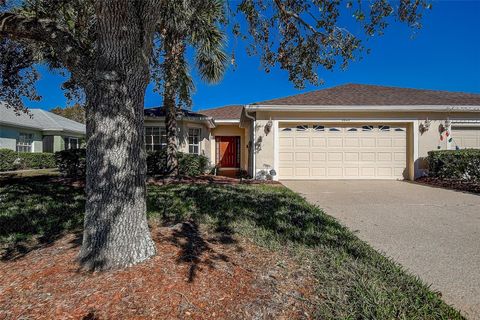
(152, 84, 480, 180)
(0, 103, 86, 153)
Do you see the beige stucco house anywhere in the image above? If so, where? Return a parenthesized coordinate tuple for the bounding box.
(147, 84, 480, 180)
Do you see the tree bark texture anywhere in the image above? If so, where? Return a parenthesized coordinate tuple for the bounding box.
(78, 1, 158, 270)
(163, 36, 184, 176)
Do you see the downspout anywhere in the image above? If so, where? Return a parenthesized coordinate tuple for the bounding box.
(244, 105, 256, 178)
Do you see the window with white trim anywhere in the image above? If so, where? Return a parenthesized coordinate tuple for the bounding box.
(347, 127, 358, 132)
(16, 133, 33, 152)
(394, 128, 406, 132)
(379, 125, 391, 132)
(65, 137, 79, 150)
(188, 128, 201, 154)
(296, 125, 308, 131)
(281, 127, 292, 131)
(362, 125, 374, 132)
(145, 127, 166, 151)
(313, 125, 325, 132)
(328, 127, 341, 132)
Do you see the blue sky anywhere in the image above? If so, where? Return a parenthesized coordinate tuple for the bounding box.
(27, 1, 480, 112)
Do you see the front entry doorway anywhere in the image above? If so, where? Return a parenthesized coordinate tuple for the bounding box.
(216, 136, 240, 177)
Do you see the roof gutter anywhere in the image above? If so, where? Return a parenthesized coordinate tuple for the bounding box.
(243, 105, 256, 178)
(145, 115, 216, 128)
(245, 105, 480, 112)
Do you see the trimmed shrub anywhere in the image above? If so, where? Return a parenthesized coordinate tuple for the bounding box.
(0, 148, 56, 171)
(55, 148, 86, 177)
(177, 152, 210, 176)
(55, 148, 210, 177)
(0, 149, 17, 171)
(147, 149, 210, 176)
(21, 152, 56, 169)
(427, 149, 480, 180)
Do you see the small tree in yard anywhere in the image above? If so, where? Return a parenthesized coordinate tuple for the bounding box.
(51, 103, 86, 124)
(155, 0, 227, 175)
(0, 0, 429, 271)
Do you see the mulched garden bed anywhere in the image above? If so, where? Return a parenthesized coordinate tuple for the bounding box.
(0, 223, 314, 319)
(0, 173, 281, 189)
(147, 175, 282, 186)
(415, 176, 480, 194)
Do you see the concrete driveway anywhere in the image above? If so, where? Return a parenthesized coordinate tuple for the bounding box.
(283, 180, 480, 319)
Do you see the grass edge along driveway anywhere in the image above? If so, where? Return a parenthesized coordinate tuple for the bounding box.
(0, 177, 464, 319)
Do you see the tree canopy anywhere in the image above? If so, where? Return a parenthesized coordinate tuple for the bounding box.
(51, 103, 85, 123)
(1, 0, 430, 111)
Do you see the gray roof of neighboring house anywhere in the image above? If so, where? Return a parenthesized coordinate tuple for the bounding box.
(0, 103, 86, 134)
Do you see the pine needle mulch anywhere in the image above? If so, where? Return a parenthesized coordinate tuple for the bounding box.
(0, 224, 315, 320)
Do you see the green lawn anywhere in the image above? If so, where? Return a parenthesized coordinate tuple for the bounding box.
(0, 177, 463, 319)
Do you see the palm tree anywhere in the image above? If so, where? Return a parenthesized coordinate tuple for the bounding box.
(155, 0, 227, 175)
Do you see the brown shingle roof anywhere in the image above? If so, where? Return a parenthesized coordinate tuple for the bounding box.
(255, 84, 480, 106)
(198, 105, 243, 120)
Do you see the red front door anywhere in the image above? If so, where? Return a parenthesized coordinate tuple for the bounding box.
(216, 136, 240, 168)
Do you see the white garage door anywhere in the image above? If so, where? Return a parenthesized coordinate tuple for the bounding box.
(279, 123, 407, 179)
(452, 126, 480, 149)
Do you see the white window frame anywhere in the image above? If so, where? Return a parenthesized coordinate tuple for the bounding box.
(379, 125, 391, 132)
(145, 126, 166, 151)
(328, 127, 341, 132)
(296, 125, 308, 132)
(65, 137, 80, 150)
(188, 128, 201, 155)
(362, 125, 374, 132)
(17, 133, 34, 153)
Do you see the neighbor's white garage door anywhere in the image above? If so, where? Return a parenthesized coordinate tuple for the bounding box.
(452, 126, 480, 149)
(279, 123, 407, 179)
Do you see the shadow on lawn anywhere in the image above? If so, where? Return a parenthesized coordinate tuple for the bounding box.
(166, 220, 231, 282)
(0, 176, 85, 261)
(148, 183, 366, 264)
(1, 177, 363, 277)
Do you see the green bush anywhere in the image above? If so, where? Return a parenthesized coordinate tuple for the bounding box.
(177, 152, 210, 176)
(147, 149, 210, 176)
(55, 148, 210, 177)
(427, 149, 480, 180)
(55, 148, 86, 177)
(0, 148, 56, 171)
(0, 149, 17, 171)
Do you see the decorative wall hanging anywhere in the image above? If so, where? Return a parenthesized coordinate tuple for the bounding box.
(419, 118, 431, 134)
(264, 119, 273, 135)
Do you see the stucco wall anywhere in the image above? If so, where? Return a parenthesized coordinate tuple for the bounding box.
(253, 119, 275, 176)
(0, 125, 43, 152)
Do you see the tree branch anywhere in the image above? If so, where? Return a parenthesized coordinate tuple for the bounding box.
(272, 0, 325, 37)
(0, 12, 91, 77)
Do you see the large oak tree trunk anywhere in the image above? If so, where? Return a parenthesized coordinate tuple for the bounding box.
(78, 1, 156, 270)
